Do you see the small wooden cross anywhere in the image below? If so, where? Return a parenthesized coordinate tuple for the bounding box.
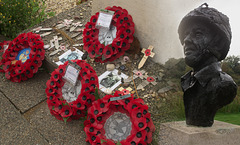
(48, 36, 63, 50)
(54, 36, 60, 49)
(118, 87, 133, 95)
(136, 74, 157, 90)
(124, 69, 146, 83)
(40, 32, 51, 37)
(70, 22, 83, 32)
(33, 26, 42, 33)
(56, 19, 73, 29)
(138, 45, 155, 69)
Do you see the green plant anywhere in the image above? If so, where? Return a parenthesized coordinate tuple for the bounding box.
(0, 0, 54, 38)
(215, 113, 240, 125)
(164, 58, 188, 79)
(222, 55, 240, 85)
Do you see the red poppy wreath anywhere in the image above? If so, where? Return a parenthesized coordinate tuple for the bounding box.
(46, 60, 99, 122)
(0, 32, 45, 82)
(84, 91, 155, 145)
(0, 41, 11, 72)
(83, 6, 135, 63)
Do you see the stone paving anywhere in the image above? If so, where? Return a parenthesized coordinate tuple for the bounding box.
(0, 63, 88, 144)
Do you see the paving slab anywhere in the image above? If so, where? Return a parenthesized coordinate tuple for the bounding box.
(24, 101, 89, 145)
(0, 92, 48, 145)
(0, 92, 21, 127)
(0, 70, 50, 113)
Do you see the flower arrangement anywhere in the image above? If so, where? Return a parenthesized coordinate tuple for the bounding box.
(0, 40, 11, 53)
(84, 91, 155, 145)
(83, 6, 135, 63)
(46, 60, 99, 122)
(0, 32, 45, 82)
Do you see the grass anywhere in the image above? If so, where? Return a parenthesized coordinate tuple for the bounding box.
(215, 112, 240, 125)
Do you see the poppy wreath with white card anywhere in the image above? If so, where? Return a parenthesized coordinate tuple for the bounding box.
(0, 40, 11, 72)
(0, 32, 45, 82)
(84, 91, 155, 145)
(46, 60, 99, 122)
(83, 6, 135, 63)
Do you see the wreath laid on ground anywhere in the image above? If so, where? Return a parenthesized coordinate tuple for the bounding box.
(0, 41, 11, 53)
(0, 40, 11, 72)
(46, 60, 99, 122)
(83, 6, 135, 63)
(0, 32, 45, 82)
(84, 91, 155, 145)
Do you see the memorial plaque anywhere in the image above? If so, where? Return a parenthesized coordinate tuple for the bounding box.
(104, 112, 132, 142)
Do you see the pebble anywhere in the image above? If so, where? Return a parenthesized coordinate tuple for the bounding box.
(74, 16, 80, 20)
(123, 83, 129, 87)
(53, 58, 59, 62)
(123, 56, 130, 62)
(44, 45, 50, 49)
(104, 88, 112, 94)
(119, 65, 126, 71)
(134, 54, 139, 60)
(149, 90, 153, 94)
(106, 64, 115, 71)
(118, 70, 121, 75)
(80, 13, 83, 16)
(71, 47, 76, 51)
(152, 92, 156, 97)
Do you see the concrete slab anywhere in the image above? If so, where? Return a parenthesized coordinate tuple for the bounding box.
(0, 71, 50, 113)
(0, 92, 48, 144)
(159, 120, 240, 145)
(0, 92, 21, 127)
(0, 119, 48, 145)
(24, 101, 89, 145)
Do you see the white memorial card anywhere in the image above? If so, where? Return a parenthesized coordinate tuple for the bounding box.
(55, 49, 84, 66)
(96, 10, 114, 29)
(63, 64, 80, 86)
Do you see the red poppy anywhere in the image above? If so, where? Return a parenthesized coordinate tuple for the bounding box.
(135, 71, 142, 77)
(147, 77, 155, 82)
(87, 44, 96, 58)
(85, 22, 96, 30)
(46, 60, 99, 122)
(145, 49, 151, 56)
(102, 46, 113, 59)
(121, 89, 130, 95)
(83, 36, 93, 46)
(90, 13, 99, 24)
(60, 105, 73, 118)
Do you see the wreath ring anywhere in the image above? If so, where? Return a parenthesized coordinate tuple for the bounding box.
(0, 32, 45, 82)
(46, 60, 99, 122)
(83, 6, 135, 63)
(84, 91, 155, 145)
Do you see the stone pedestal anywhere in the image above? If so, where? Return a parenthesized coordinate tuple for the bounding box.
(159, 120, 240, 145)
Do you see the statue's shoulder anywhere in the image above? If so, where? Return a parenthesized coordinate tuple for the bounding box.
(207, 71, 237, 92)
(219, 71, 235, 83)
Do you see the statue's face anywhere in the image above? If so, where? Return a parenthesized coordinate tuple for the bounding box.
(183, 22, 215, 68)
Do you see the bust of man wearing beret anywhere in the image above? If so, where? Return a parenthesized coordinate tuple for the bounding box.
(178, 3, 237, 127)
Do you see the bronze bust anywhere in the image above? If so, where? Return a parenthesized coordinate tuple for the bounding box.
(178, 3, 237, 127)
